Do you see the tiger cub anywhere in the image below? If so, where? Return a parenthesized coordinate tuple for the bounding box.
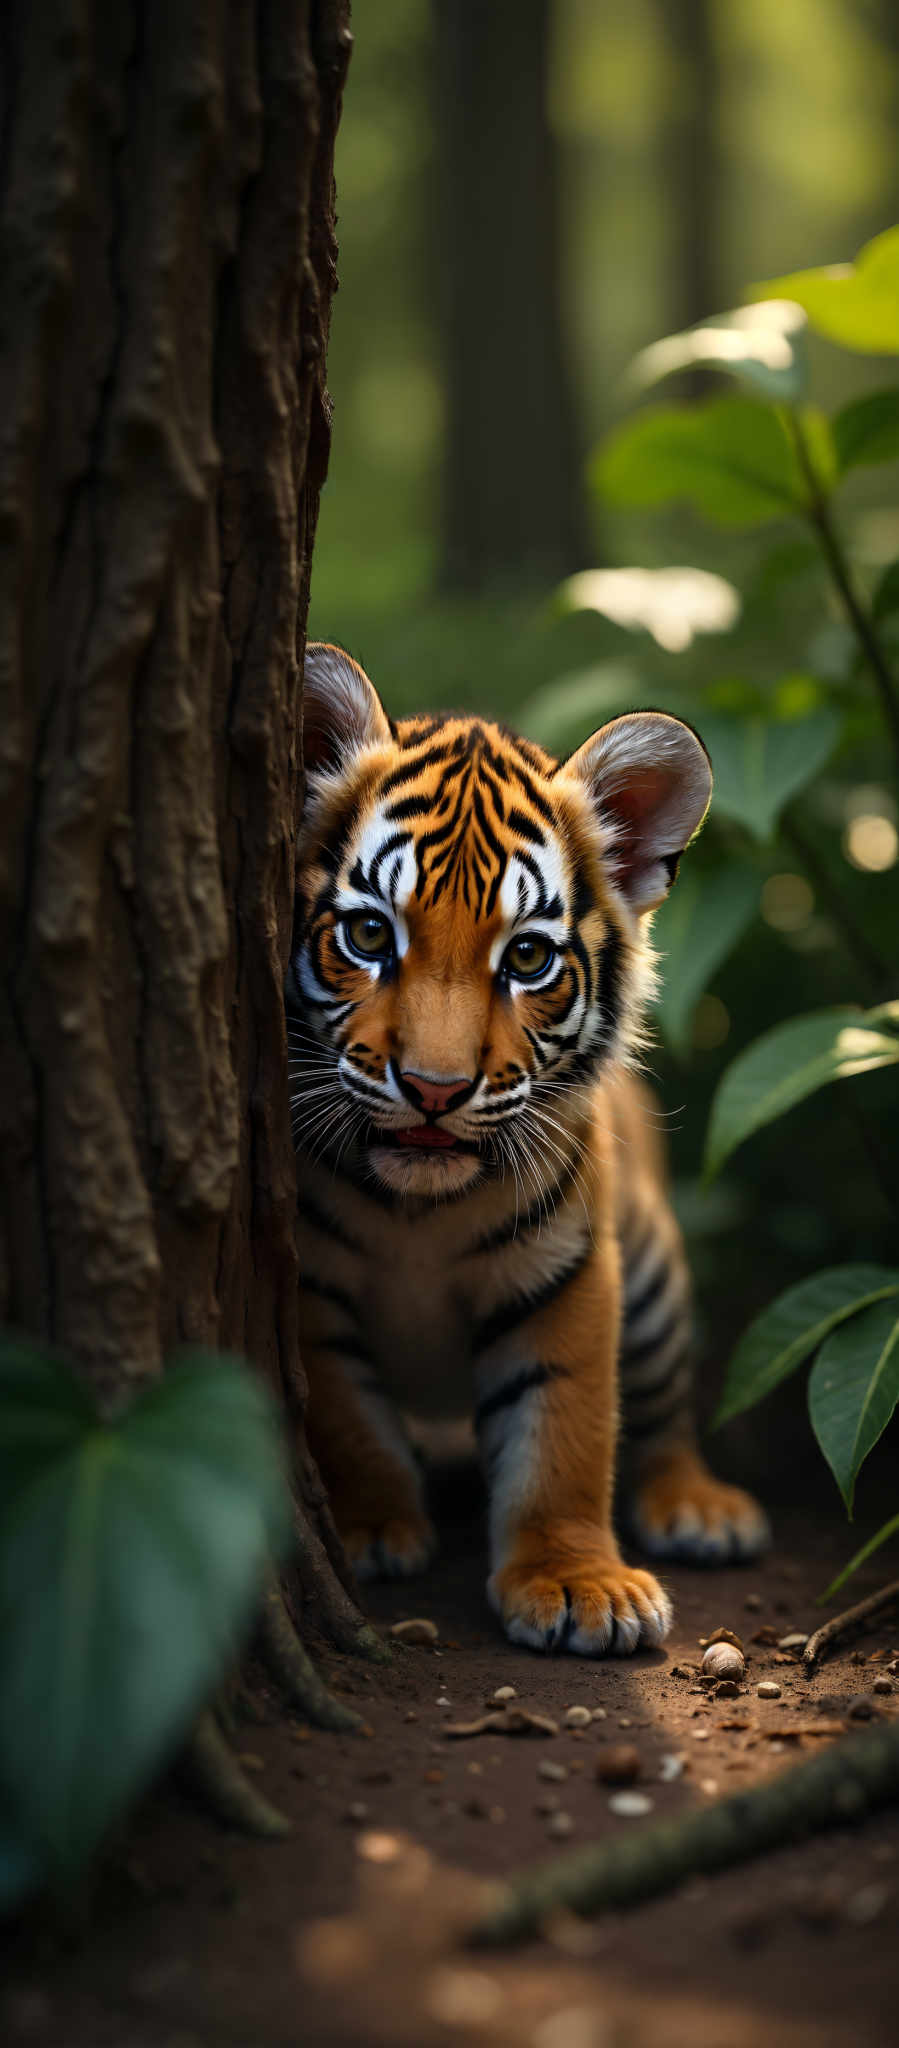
(287, 644, 769, 1657)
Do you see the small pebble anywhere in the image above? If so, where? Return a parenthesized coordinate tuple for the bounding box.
(700, 1778, 719, 1796)
(564, 1705, 592, 1728)
(590, 1706, 607, 1721)
(608, 1791, 653, 1818)
(744, 1592, 762, 1612)
(546, 1811, 574, 1838)
(595, 1743, 641, 1786)
(492, 1685, 517, 1704)
(777, 1633, 808, 1651)
(658, 1753, 686, 1782)
(538, 1759, 568, 1782)
(535, 1793, 560, 1815)
(757, 1681, 781, 1700)
(849, 1696, 876, 1720)
(700, 1628, 744, 1653)
(619, 1718, 633, 1729)
(344, 1802, 369, 1824)
(436, 1696, 452, 1710)
(390, 1618, 439, 1646)
(873, 1677, 893, 1696)
(715, 1680, 741, 1699)
(845, 1883, 889, 1927)
(404, 1711, 418, 1723)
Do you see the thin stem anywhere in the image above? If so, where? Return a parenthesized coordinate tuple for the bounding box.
(788, 411, 899, 778)
(781, 814, 892, 1000)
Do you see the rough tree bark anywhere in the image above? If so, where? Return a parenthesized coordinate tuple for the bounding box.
(0, 0, 378, 1806)
(433, 0, 589, 592)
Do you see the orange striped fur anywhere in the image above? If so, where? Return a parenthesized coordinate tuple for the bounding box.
(288, 646, 768, 1656)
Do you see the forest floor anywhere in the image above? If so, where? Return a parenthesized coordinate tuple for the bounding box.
(4, 1458, 899, 2048)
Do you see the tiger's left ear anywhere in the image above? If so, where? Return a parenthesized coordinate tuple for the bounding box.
(564, 710, 712, 913)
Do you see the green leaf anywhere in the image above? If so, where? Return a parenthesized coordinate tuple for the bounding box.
(714, 1264, 899, 1427)
(705, 1006, 899, 1180)
(628, 301, 808, 404)
(521, 661, 649, 756)
(822, 1512, 899, 1601)
(698, 708, 841, 841)
(653, 857, 760, 1055)
(832, 390, 899, 475)
(591, 397, 805, 528)
(873, 560, 899, 624)
(753, 227, 899, 354)
(809, 1298, 899, 1513)
(0, 1342, 292, 1888)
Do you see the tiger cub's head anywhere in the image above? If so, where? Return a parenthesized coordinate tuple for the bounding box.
(288, 644, 710, 1199)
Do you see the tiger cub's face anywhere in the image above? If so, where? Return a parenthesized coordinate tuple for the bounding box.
(289, 646, 711, 1200)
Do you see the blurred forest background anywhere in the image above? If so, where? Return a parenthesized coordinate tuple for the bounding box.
(309, 0, 899, 1489)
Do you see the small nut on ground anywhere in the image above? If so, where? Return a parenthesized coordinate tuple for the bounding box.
(492, 1685, 517, 1703)
(702, 1642, 745, 1684)
(537, 1759, 568, 1783)
(564, 1705, 592, 1728)
(389, 1618, 438, 1646)
(701, 1628, 745, 1654)
(608, 1791, 653, 1818)
(757, 1681, 782, 1700)
(546, 1811, 574, 1838)
(595, 1743, 641, 1786)
(873, 1677, 894, 1696)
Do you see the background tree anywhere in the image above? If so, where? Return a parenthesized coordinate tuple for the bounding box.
(0, 0, 377, 1812)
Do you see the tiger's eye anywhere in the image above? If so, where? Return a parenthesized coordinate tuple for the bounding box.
(345, 911, 392, 960)
(503, 934, 553, 980)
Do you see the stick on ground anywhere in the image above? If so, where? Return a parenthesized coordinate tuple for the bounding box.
(468, 1719, 899, 1947)
(804, 1579, 899, 1671)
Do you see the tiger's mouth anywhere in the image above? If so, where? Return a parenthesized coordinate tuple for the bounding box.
(374, 1125, 481, 1155)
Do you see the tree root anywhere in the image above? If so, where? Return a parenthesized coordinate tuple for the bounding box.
(182, 1712, 292, 1837)
(804, 1578, 899, 1671)
(468, 1719, 899, 1947)
(292, 1508, 391, 1665)
(258, 1577, 363, 1732)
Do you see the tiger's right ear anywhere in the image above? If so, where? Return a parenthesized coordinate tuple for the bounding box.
(302, 643, 392, 772)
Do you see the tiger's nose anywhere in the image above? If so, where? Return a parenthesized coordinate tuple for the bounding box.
(397, 1069, 474, 1115)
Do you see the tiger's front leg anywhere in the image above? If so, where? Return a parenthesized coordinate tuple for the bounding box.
(478, 1233, 672, 1656)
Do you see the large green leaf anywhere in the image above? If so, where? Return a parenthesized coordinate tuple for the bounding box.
(809, 1298, 899, 1513)
(627, 301, 808, 404)
(653, 857, 760, 1055)
(705, 1006, 899, 1179)
(591, 397, 804, 528)
(0, 1343, 292, 1888)
(698, 708, 841, 841)
(715, 1264, 899, 1427)
(753, 228, 899, 354)
(832, 390, 899, 475)
(822, 1511, 899, 1601)
(872, 559, 899, 624)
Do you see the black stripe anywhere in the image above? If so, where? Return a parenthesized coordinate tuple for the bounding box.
(385, 792, 436, 821)
(622, 1370, 692, 1440)
(506, 806, 545, 845)
(296, 1193, 361, 1253)
(621, 1338, 691, 1400)
(379, 743, 453, 795)
(313, 1332, 377, 1368)
(597, 926, 622, 1049)
(510, 765, 554, 823)
(299, 1273, 360, 1321)
(620, 1311, 682, 1367)
(472, 1242, 591, 1354)
(624, 1256, 669, 1326)
(475, 1361, 570, 1429)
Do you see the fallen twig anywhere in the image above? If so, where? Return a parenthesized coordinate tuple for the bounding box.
(804, 1579, 899, 1671)
(468, 1719, 899, 1946)
(182, 1712, 291, 1837)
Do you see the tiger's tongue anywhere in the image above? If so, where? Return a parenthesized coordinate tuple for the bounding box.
(393, 1126, 459, 1150)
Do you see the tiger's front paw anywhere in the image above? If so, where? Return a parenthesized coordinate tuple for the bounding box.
(342, 1512, 437, 1583)
(488, 1528, 672, 1656)
(631, 1449, 770, 1564)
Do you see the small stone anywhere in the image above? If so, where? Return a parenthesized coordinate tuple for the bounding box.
(564, 1705, 592, 1728)
(345, 1802, 369, 1824)
(849, 1695, 876, 1720)
(390, 1618, 439, 1646)
(436, 1695, 452, 1709)
(845, 1883, 889, 1926)
(691, 1728, 711, 1741)
(715, 1680, 741, 1699)
(608, 1791, 653, 1817)
(537, 1758, 568, 1782)
(873, 1677, 893, 1696)
(546, 1811, 574, 1838)
(535, 1793, 560, 1814)
(700, 1628, 745, 1654)
(467, 1760, 483, 1775)
(658, 1753, 686, 1782)
(777, 1633, 808, 1651)
(757, 1681, 781, 1700)
(744, 1592, 763, 1612)
(590, 1706, 607, 1721)
(702, 1642, 745, 1684)
(595, 1743, 641, 1786)
(423, 1769, 444, 1785)
(700, 1778, 719, 1796)
(492, 1685, 517, 1703)
(404, 1711, 418, 1723)
(618, 1716, 633, 1728)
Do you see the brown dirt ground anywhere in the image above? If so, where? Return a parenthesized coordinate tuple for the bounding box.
(3, 1460, 898, 2048)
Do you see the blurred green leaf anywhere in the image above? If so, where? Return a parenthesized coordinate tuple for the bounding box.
(822, 1511, 899, 1600)
(653, 857, 760, 1055)
(628, 301, 808, 404)
(753, 227, 899, 354)
(520, 661, 649, 756)
(832, 391, 899, 475)
(699, 708, 841, 840)
(809, 1297, 899, 1512)
(0, 1342, 292, 1889)
(714, 1264, 899, 1427)
(705, 1006, 899, 1179)
(591, 398, 804, 528)
(873, 560, 899, 623)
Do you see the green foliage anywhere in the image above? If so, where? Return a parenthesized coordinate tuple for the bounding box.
(593, 396, 804, 526)
(823, 1513, 899, 1600)
(753, 226, 899, 353)
(715, 1265, 899, 1427)
(705, 1005, 899, 1179)
(809, 1297, 899, 1511)
(653, 857, 760, 1056)
(627, 300, 809, 404)
(0, 1339, 292, 1902)
(699, 707, 841, 840)
(832, 390, 899, 475)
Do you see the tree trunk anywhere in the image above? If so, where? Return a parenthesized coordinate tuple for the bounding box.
(433, 0, 589, 593)
(0, 0, 375, 1770)
(659, 0, 721, 358)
